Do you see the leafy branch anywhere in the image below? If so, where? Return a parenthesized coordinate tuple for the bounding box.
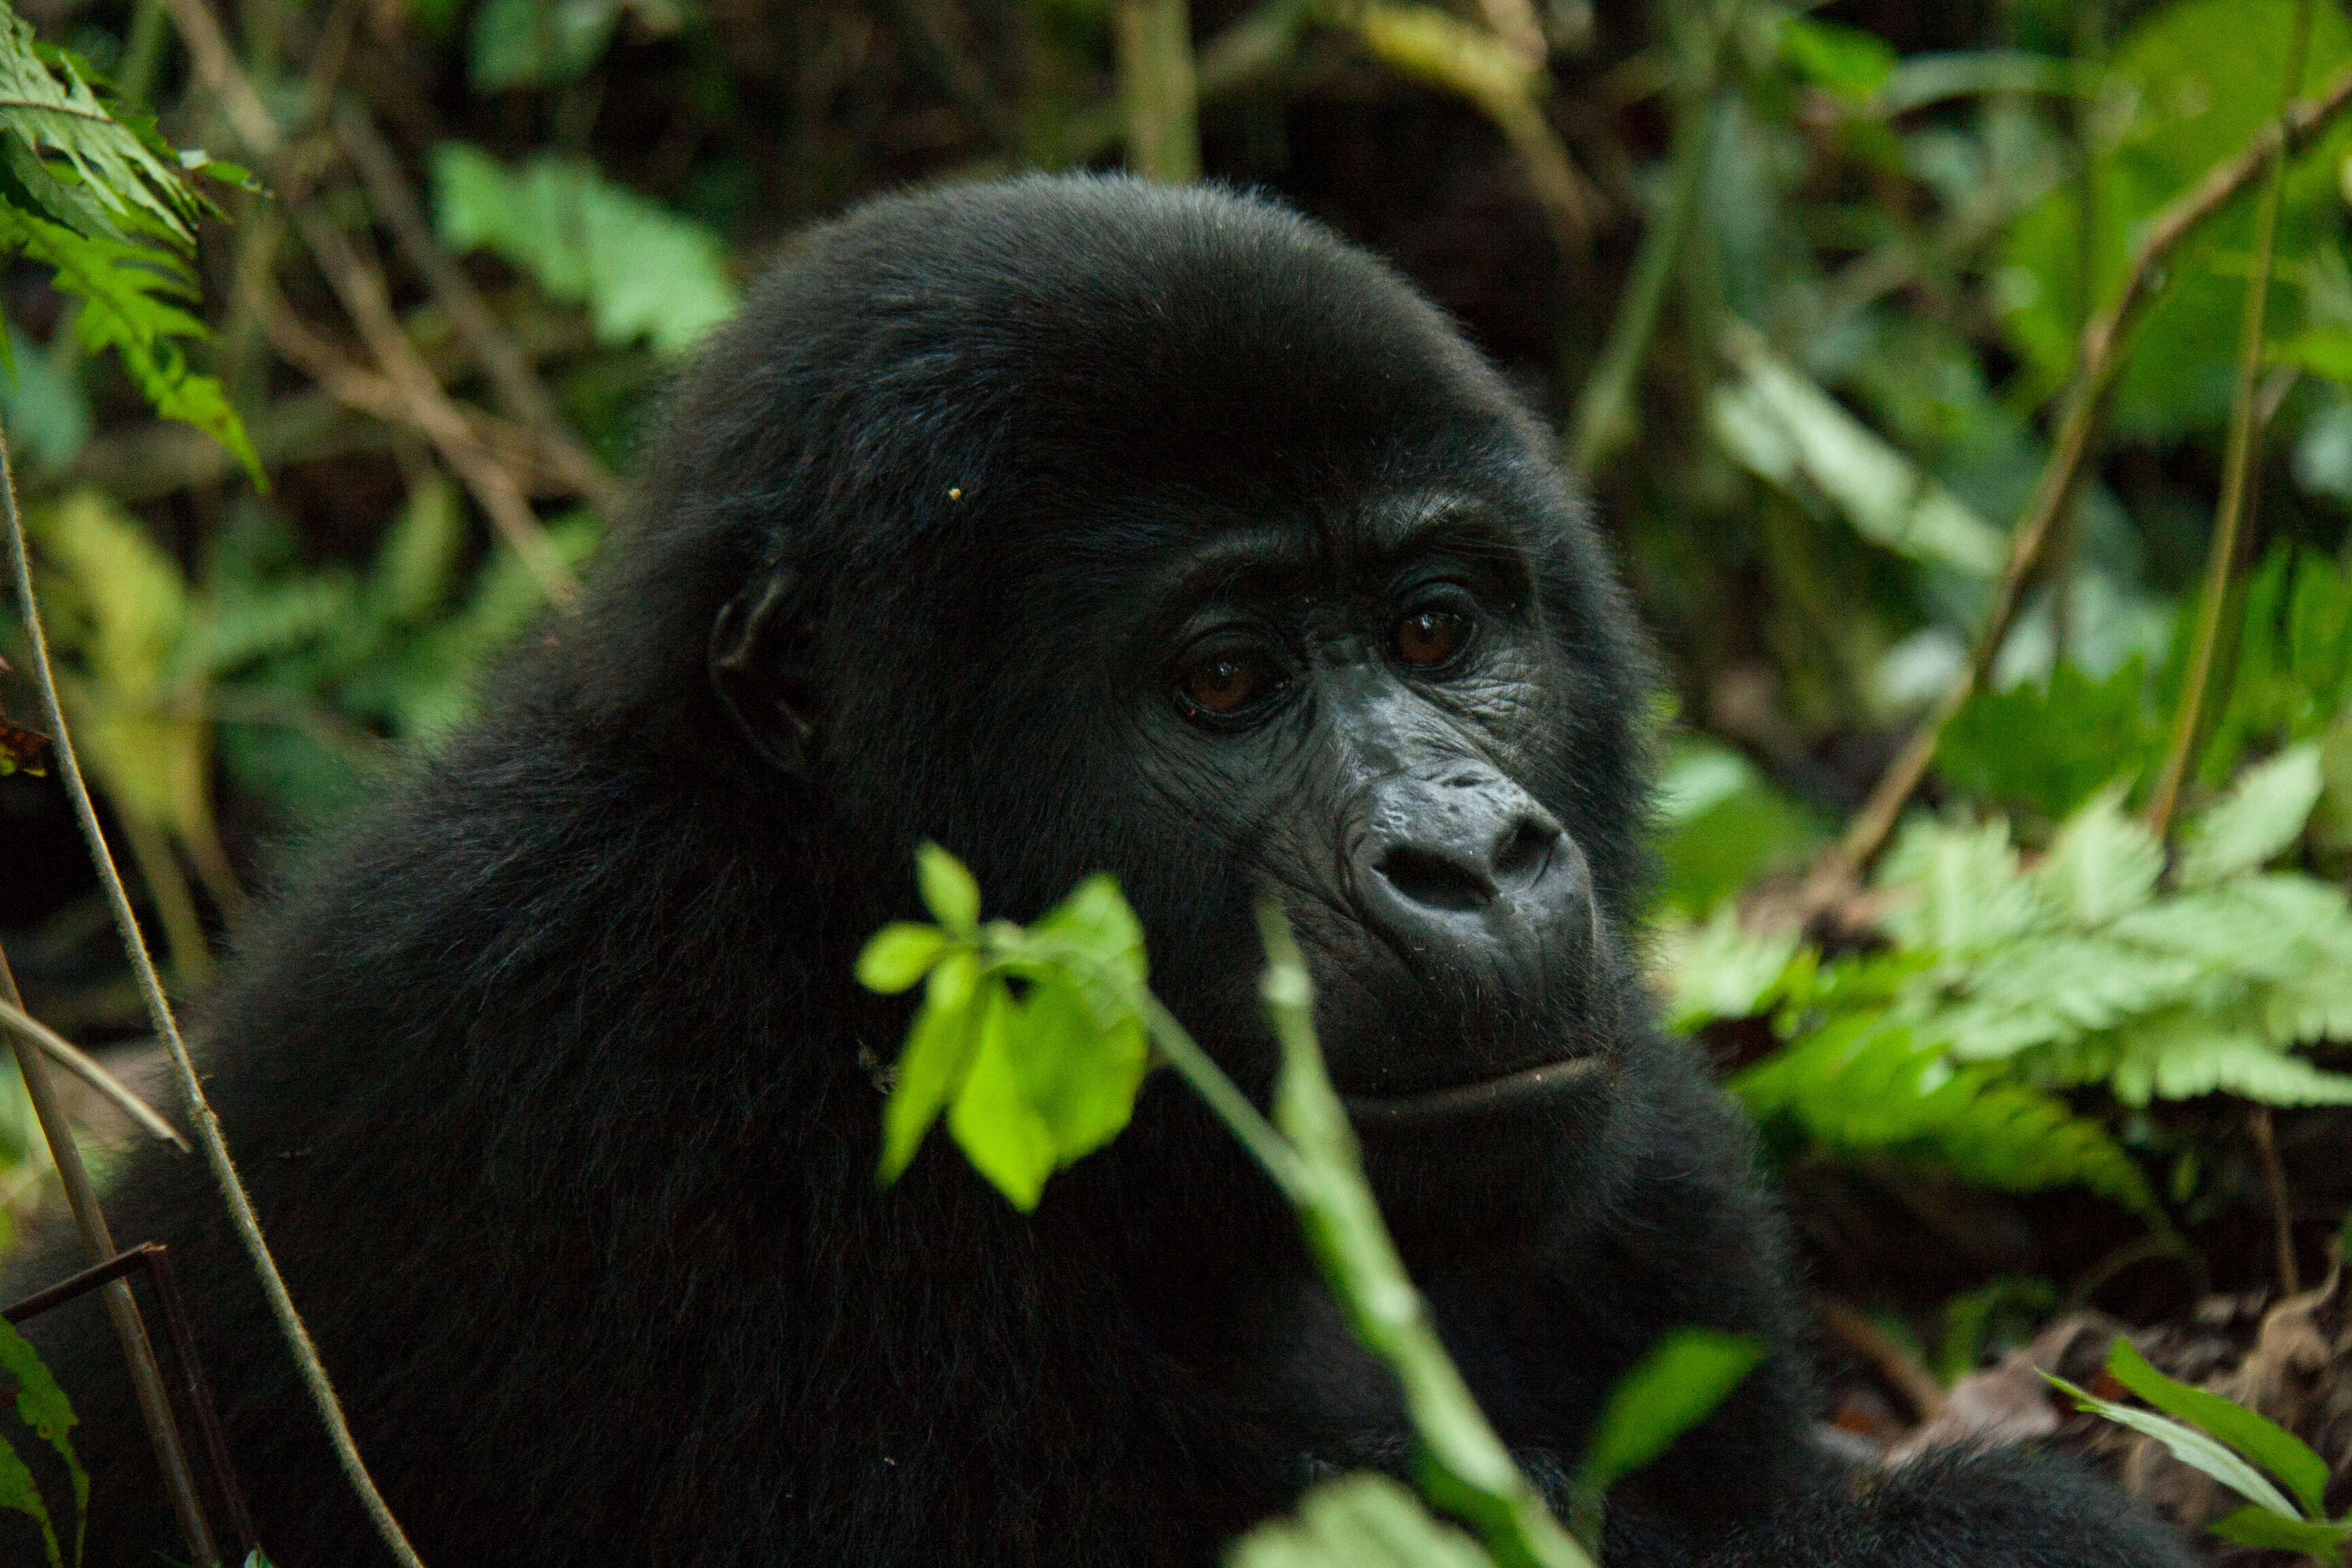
(1811, 46, 2352, 894)
(862, 847, 1763, 1568)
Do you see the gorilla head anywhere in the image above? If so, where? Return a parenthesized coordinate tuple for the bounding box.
(10, 174, 2195, 1568)
(599, 176, 1650, 1207)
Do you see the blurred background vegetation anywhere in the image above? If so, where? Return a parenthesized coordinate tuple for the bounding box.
(3, 0, 2352, 1517)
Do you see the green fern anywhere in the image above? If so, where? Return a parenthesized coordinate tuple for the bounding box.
(0, 6, 255, 480)
(1663, 745, 2352, 1211)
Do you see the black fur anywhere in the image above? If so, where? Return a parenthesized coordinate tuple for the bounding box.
(7, 175, 2193, 1567)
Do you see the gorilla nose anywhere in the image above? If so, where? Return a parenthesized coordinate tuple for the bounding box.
(1353, 777, 1590, 966)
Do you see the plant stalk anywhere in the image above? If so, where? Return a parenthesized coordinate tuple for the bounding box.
(2144, 0, 2314, 838)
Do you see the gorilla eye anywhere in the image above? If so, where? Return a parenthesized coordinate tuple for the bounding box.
(1178, 649, 1283, 718)
(1395, 607, 1471, 670)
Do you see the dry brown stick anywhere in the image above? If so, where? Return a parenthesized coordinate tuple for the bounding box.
(330, 101, 627, 519)
(0, 996, 190, 1149)
(160, 0, 578, 610)
(265, 299, 572, 496)
(1806, 53, 2352, 896)
(1813, 1295, 1947, 1422)
(2249, 1107, 2301, 1296)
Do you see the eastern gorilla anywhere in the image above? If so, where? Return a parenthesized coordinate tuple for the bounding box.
(10, 175, 2192, 1567)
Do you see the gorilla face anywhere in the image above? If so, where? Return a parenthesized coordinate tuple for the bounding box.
(1118, 493, 1616, 1115)
(691, 176, 1652, 1194)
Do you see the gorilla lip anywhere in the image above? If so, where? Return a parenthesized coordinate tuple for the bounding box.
(1339, 1054, 1605, 1128)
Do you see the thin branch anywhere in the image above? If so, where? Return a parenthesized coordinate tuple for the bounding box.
(0, 997, 190, 1150)
(330, 102, 627, 519)
(2143, 0, 2313, 838)
(2, 332, 429, 1568)
(264, 297, 576, 499)
(2248, 1106, 2300, 1296)
(159, 0, 578, 610)
(1806, 51, 2352, 894)
(1813, 1295, 1946, 1422)
(2, 525, 218, 1568)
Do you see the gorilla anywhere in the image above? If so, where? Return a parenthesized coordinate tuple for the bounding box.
(8, 174, 2193, 1567)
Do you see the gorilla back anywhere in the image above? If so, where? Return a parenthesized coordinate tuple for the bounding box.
(7, 175, 2193, 1568)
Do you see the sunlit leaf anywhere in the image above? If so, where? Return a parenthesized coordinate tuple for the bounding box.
(2104, 1339, 2329, 1516)
(877, 949, 981, 1183)
(1228, 1473, 1499, 1568)
(915, 843, 981, 937)
(855, 924, 950, 994)
(2046, 1373, 2302, 1520)
(1575, 1330, 1763, 1499)
(2177, 742, 2323, 886)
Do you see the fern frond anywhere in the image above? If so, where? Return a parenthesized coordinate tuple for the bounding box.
(0, 12, 199, 242)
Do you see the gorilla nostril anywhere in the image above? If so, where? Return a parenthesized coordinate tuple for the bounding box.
(1492, 819, 1559, 889)
(1376, 845, 1492, 912)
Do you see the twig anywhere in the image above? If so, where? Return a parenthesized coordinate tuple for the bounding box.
(159, 0, 579, 610)
(2143, 0, 2313, 838)
(264, 298, 577, 500)
(1806, 51, 2352, 894)
(0, 998, 189, 1149)
(2, 359, 429, 1568)
(2249, 1107, 2301, 1296)
(1813, 1296, 1946, 1422)
(0, 687, 216, 1564)
(330, 102, 627, 519)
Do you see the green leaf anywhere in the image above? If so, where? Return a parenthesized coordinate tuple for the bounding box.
(1779, 16, 1899, 100)
(2208, 1507, 2352, 1557)
(855, 924, 950, 994)
(1711, 323, 2008, 581)
(2271, 327, 2352, 384)
(946, 983, 1059, 1210)
(877, 949, 982, 1184)
(2032, 790, 2163, 928)
(431, 144, 737, 355)
(1027, 872, 1148, 1024)
(1936, 661, 2162, 824)
(1875, 817, 2041, 955)
(915, 843, 981, 938)
(2178, 743, 2324, 886)
(2045, 1373, 2302, 1520)
(0, 1318, 81, 1560)
(1001, 971, 1149, 1164)
(1226, 1473, 1500, 1568)
(0, 1430, 60, 1568)
(0, 211, 259, 483)
(0, 12, 202, 242)
(1575, 1330, 1763, 1498)
(2104, 1339, 2330, 1516)
(1654, 906, 1804, 1033)
(367, 473, 466, 627)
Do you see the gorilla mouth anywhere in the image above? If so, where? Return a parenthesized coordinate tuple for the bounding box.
(1340, 1054, 1605, 1129)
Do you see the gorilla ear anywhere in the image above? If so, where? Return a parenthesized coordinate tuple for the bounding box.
(709, 566, 819, 777)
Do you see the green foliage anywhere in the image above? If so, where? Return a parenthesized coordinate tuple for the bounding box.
(29, 481, 602, 834)
(1567, 1329, 1761, 1539)
(0, 1316, 82, 1567)
(1227, 1473, 1500, 1568)
(1652, 740, 1825, 917)
(1668, 744, 2352, 1214)
(431, 144, 738, 357)
(1999, 0, 2352, 438)
(468, 0, 683, 93)
(2051, 1338, 2352, 1563)
(858, 846, 1152, 1209)
(1936, 659, 2163, 824)
(0, 9, 252, 478)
